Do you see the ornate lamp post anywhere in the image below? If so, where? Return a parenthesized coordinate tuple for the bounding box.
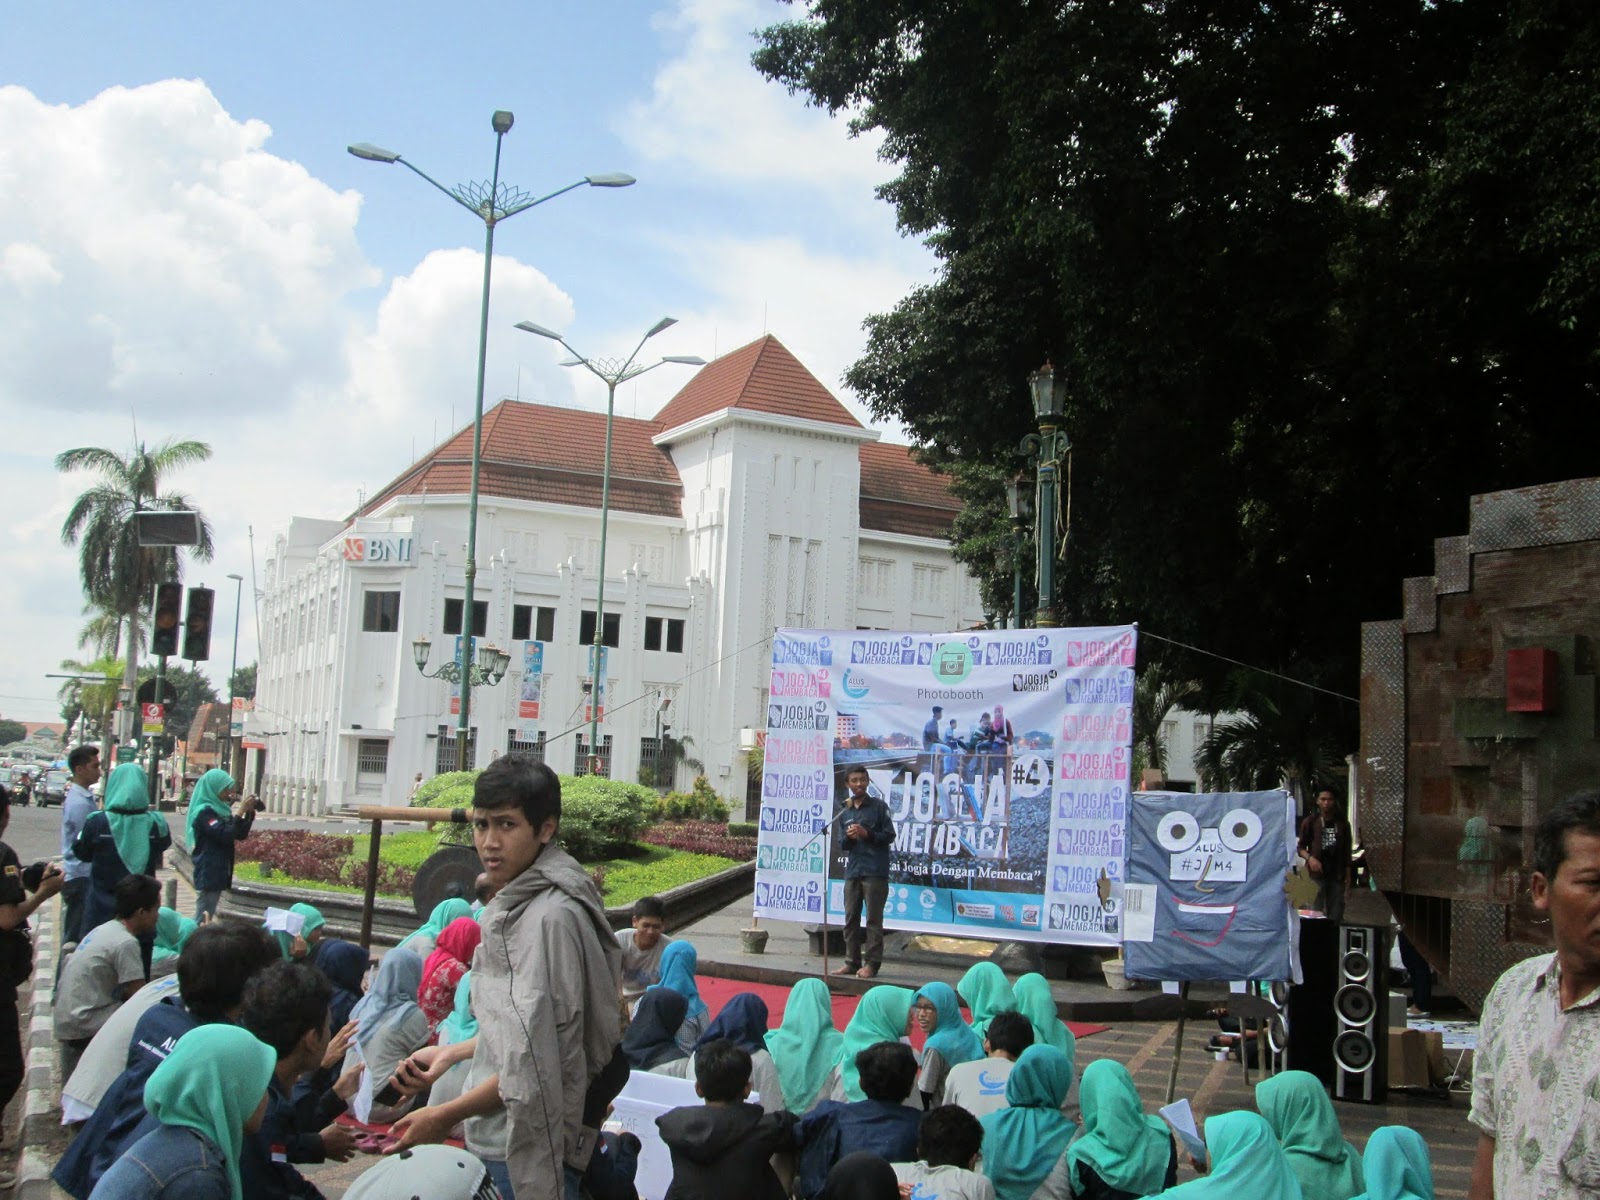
(412, 637, 512, 688)
(1004, 476, 1033, 629)
(350, 112, 634, 772)
(1018, 363, 1070, 628)
(515, 318, 704, 774)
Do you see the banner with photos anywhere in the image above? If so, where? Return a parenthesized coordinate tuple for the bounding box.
(752, 626, 1137, 945)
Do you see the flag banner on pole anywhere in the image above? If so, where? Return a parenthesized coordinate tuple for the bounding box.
(519, 641, 544, 720)
(753, 626, 1137, 945)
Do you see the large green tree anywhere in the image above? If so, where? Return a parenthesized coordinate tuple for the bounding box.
(755, 0, 1600, 723)
(56, 439, 215, 727)
(137, 663, 219, 743)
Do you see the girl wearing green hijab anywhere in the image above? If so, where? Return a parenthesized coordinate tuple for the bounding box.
(270, 902, 327, 959)
(151, 907, 198, 970)
(1256, 1070, 1364, 1199)
(1013, 973, 1076, 1059)
(89, 1024, 276, 1200)
(187, 768, 257, 922)
(1066, 1060, 1176, 1199)
(71, 762, 172, 932)
(765, 976, 844, 1112)
(832, 984, 915, 1102)
(978, 1044, 1076, 1200)
(958, 961, 1017, 1040)
(395, 897, 474, 958)
(1352, 1127, 1434, 1200)
(1154, 1111, 1302, 1200)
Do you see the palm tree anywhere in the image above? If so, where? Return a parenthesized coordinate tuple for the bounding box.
(1131, 661, 1201, 778)
(56, 439, 215, 709)
(77, 599, 146, 661)
(56, 656, 122, 744)
(1194, 674, 1343, 803)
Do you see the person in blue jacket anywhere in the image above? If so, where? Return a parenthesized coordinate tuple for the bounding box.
(71, 763, 171, 935)
(831, 766, 896, 980)
(54, 923, 281, 1199)
(185, 769, 258, 922)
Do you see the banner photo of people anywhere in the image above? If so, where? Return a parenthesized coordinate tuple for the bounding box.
(753, 625, 1137, 945)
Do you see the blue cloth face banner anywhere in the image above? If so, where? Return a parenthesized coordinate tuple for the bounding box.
(753, 626, 1138, 946)
(1121, 789, 1297, 982)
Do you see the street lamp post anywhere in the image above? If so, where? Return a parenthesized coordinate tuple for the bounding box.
(223, 573, 243, 775)
(350, 112, 635, 772)
(1017, 363, 1070, 628)
(1004, 476, 1032, 629)
(515, 318, 704, 774)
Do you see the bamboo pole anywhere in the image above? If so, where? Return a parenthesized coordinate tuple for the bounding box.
(355, 806, 472, 948)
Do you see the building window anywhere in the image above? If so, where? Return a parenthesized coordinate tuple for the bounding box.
(639, 736, 661, 789)
(512, 604, 532, 642)
(362, 590, 400, 633)
(507, 729, 546, 763)
(535, 606, 556, 642)
(912, 564, 947, 607)
(644, 616, 687, 653)
(435, 725, 478, 774)
(443, 598, 489, 637)
(579, 610, 621, 648)
(355, 738, 389, 792)
(575, 734, 613, 777)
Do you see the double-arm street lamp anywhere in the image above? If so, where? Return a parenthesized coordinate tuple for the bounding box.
(350, 111, 635, 772)
(1004, 477, 1033, 629)
(1017, 363, 1071, 628)
(515, 317, 704, 774)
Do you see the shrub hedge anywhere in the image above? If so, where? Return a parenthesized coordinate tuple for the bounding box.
(640, 820, 757, 861)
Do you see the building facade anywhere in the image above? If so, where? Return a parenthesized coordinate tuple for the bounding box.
(248, 336, 987, 814)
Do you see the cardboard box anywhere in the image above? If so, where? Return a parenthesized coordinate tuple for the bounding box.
(1388, 1028, 1445, 1089)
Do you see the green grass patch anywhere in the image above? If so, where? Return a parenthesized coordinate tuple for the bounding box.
(351, 830, 445, 871)
(232, 861, 412, 899)
(589, 845, 739, 907)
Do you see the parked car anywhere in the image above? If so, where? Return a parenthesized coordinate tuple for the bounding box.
(37, 768, 69, 807)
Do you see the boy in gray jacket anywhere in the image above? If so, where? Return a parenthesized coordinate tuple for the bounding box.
(391, 755, 623, 1200)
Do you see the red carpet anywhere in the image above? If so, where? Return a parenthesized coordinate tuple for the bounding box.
(695, 975, 1109, 1041)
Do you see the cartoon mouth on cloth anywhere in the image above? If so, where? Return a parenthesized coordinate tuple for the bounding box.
(1171, 898, 1238, 946)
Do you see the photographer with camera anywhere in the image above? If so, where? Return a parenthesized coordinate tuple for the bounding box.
(0, 783, 64, 1183)
(185, 767, 260, 922)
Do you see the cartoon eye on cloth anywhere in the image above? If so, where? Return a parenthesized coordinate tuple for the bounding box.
(1157, 811, 1201, 852)
(1217, 808, 1263, 852)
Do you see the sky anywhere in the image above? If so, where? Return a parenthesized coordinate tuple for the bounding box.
(0, 0, 936, 723)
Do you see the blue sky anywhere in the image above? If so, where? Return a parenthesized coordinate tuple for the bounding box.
(0, 0, 935, 723)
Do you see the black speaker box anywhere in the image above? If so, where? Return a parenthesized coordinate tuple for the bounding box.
(1332, 924, 1389, 1103)
(1287, 917, 1339, 1086)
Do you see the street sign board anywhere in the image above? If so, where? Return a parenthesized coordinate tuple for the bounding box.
(141, 703, 165, 736)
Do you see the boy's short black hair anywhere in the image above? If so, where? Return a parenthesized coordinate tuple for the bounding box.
(856, 1041, 917, 1103)
(984, 1011, 1035, 1057)
(473, 753, 561, 830)
(114, 873, 161, 919)
(239, 962, 333, 1057)
(1534, 790, 1600, 880)
(179, 924, 280, 1021)
(694, 1038, 752, 1102)
(67, 745, 100, 773)
(919, 1105, 985, 1168)
(632, 896, 666, 922)
(846, 765, 869, 780)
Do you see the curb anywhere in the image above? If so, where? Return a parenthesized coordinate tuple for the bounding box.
(16, 899, 59, 1200)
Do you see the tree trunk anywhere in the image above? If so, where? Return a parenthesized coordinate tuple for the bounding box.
(113, 609, 141, 756)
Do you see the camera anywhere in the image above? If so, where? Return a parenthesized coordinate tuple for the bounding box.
(21, 862, 50, 892)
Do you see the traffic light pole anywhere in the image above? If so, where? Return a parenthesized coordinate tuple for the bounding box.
(149, 653, 168, 802)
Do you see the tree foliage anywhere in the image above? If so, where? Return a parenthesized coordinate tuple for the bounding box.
(0, 720, 27, 747)
(137, 663, 219, 742)
(754, 0, 1600, 723)
(230, 663, 257, 701)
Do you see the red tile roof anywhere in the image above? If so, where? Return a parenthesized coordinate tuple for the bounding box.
(652, 335, 864, 432)
(858, 442, 961, 539)
(361, 401, 682, 519)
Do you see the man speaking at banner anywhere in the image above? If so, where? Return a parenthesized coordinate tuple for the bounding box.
(831, 765, 896, 978)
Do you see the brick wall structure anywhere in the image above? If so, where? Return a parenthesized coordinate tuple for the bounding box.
(1358, 476, 1600, 1012)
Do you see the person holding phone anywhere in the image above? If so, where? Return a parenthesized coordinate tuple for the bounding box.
(186, 769, 259, 923)
(831, 766, 895, 980)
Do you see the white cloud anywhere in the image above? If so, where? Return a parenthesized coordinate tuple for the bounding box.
(618, 0, 891, 195)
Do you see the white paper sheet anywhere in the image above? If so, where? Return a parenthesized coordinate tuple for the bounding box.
(263, 906, 305, 936)
(1122, 883, 1157, 942)
(1159, 1098, 1208, 1168)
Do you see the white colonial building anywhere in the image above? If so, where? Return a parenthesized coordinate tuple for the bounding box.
(247, 336, 987, 814)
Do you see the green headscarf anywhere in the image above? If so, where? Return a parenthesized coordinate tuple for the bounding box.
(396, 898, 474, 953)
(104, 762, 168, 875)
(1158, 1111, 1303, 1200)
(438, 970, 479, 1045)
(144, 1024, 277, 1200)
(978, 1044, 1076, 1200)
(272, 903, 326, 959)
(836, 985, 914, 1102)
(1066, 1059, 1171, 1197)
(185, 769, 237, 851)
(1257, 1070, 1364, 1199)
(1353, 1127, 1434, 1200)
(152, 907, 198, 963)
(958, 961, 1017, 1039)
(1013, 972, 1075, 1059)
(765, 977, 844, 1112)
